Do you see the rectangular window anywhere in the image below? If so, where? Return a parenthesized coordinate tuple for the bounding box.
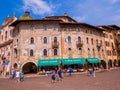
(43, 25, 47, 31)
(76, 28, 80, 32)
(53, 25, 57, 31)
(66, 28, 71, 32)
(30, 26, 35, 30)
(110, 35, 112, 39)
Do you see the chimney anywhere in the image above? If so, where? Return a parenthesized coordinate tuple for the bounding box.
(64, 13, 67, 16)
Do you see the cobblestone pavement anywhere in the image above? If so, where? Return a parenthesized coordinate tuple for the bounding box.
(0, 69, 120, 90)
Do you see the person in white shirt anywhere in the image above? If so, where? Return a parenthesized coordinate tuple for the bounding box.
(16, 70, 20, 82)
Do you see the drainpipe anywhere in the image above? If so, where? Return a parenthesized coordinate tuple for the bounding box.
(60, 28, 63, 69)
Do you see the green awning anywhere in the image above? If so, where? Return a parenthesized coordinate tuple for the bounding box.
(62, 58, 86, 65)
(86, 58, 101, 63)
(38, 59, 60, 66)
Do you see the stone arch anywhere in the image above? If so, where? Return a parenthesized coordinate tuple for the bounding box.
(101, 60, 107, 69)
(21, 61, 37, 74)
(108, 59, 113, 67)
(113, 59, 117, 67)
(118, 59, 120, 66)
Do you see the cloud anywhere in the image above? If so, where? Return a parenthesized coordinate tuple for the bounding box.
(73, 16, 87, 22)
(111, 15, 120, 22)
(22, 0, 54, 15)
(106, 0, 119, 4)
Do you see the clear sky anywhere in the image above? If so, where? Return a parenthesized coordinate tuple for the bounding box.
(0, 0, 120, 26)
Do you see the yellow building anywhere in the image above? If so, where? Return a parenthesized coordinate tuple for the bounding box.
(98, 25, 118, 68)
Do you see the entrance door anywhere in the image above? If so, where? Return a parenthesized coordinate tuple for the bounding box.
(22, 62, 37, 74)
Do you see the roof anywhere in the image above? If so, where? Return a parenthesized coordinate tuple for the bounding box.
(19, 15, 33, 20)
(108, 25, 120, 30)
(97, 25, 113, 30)
(1, 17, 14, 28)
(60, 22, 103, 31)
(10, 19, 62, 26)
(45, 15, 77, 23)
(97, 25, 120, 31)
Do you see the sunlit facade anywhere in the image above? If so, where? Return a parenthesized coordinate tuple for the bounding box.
(0, 11, 119, 74)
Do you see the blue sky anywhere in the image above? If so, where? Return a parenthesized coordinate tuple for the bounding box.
(0, 0, 120, 26)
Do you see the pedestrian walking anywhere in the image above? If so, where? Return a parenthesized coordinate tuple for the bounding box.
(12, 70, 16, 79)
(51, 70, 56, 83)
(68, 67, 73, 76)
(20, 71, 24, 82)
(57, 68, 63, 81)
(92, 67, 96, 77)
(108, 66, 110, 71)
(0, 62, 3, 76)
(89, 68, 92, 77)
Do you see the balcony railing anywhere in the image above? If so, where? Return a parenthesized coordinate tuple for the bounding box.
(52, 41, 59, 48)
(96, 43, 102, 51)
(76, 41, 83, 48)
(0, 37, 13, 48)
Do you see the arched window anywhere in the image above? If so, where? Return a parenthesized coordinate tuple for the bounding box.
(68, 48, 72, 55)
(54, 37, 57, 42)
(30, 49, 34, 56)
(78, 36, 81, 42)
(78, 48, 82, 55)
(14, 48, 17, 57)
(43, 49, 47, 56)
(68, 36, 71, 43)
(96, 39, 98, 44)
(88, 48, 90, 55)
(30, 37, 34, 44)
(100, 40, 102, 45)
(54, 49, 57, 56)
(86, 37, 89, 44)
(93, 48, 95, 55)
(44, 37, 47, 44)
(5, 31, 7, 40)
(91, 38, 93, 45)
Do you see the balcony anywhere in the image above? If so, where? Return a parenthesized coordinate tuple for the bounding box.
(76, 41, 83, 48)
(0, 38, 13, 48)
(52, 41, 59, 48)
(68, 54, 72, 58)
(96, 43, 102, 51)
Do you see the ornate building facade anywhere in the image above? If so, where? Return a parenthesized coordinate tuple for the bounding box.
(0, 11, 119, 74)
(0, 15, 17, 74)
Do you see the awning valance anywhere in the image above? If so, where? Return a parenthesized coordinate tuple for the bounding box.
(62, 58, 86, 65)
(86, 58, 101, 64)
(38, 59, 60, 66)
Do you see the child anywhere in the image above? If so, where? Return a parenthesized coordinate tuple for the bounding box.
(20, 71, 24, 82)
(16, 70, 20, 83)
(51, 71, 56, 83)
